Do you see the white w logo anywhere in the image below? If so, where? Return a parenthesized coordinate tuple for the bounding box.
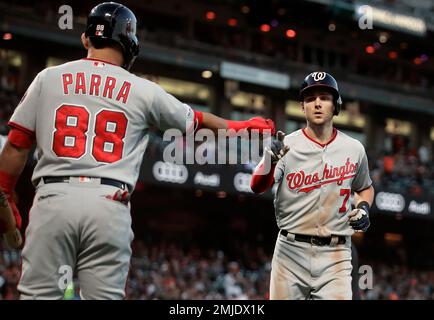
(312, 72, 326, 81)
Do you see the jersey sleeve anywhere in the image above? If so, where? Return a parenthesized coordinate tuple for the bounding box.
(351, 147, 372, 192)
(8, 71, 44, 133)
(147, 84, 195, 133)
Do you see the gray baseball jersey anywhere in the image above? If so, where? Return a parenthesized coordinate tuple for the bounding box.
(273, 128, 372, 237)
(12, 59, 196, 299)
(9, 58, 194, 189)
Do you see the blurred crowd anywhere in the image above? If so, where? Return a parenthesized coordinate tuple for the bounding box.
(2, 1, 433, 93)
(0, 248, 20, 300)
(125, 241, 270, 300)
(361, 262, 434, 300)
(0, 77, 19, 134)
(368, 136, 434, 197)
(1, 240, 433, 300)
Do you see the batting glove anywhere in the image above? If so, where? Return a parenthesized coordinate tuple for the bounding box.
(107, 190, 131, 206)
(264, 131, 290, 164)
(246, 117, 276, 136)
(348, 201, 371, 232)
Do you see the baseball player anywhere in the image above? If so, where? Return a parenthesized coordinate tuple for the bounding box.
(251, 72, 374, 300)
(0, 2, 275, 299)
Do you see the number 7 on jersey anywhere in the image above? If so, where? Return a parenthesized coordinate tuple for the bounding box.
(339, 188, 351, 213)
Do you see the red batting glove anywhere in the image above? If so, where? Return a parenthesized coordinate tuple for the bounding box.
(226, 117, 276, 135)
(247, 117, 276, 135)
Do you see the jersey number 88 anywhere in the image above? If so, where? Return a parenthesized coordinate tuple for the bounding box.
(52, 104, 127, 163)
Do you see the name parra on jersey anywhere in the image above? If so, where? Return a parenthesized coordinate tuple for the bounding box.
(9, 59, 195, 189)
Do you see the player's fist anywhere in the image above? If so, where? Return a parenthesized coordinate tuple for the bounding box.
(0, 188, 21, 231)
(348, 201, 370, 232)
(0, 188, 23, 249)
(265, 131, 290, 164)
(246, 117, 276, 136)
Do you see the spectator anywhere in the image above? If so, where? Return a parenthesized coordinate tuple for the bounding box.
(2, 239, 433, 300)
(418, 145, 430, 165)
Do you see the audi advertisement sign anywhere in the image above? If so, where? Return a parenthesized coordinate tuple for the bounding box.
(139, 155, 433, 220)
(372, 191, 432, 219)
(139, 155, 267, 196)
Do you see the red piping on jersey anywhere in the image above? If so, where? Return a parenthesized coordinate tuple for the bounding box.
(302, 127, 337, 147)
(8, 121, 35, 137)
(82, 58, 119, 67)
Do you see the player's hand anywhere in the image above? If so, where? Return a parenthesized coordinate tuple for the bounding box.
(348, 201, 370, 232)
(264, 131, 290, 164)
(0, 188, 22, 231)
(0, 188, 23, 249)
(245, 117, 276, 136)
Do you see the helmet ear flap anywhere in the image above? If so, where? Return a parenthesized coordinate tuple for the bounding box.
(334, 96, 342, 115)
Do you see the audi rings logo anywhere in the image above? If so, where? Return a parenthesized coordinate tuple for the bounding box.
(375, 192, 405, 212)
(312, 72, 326, 81)
(234, 173, 253, 193)
(152, 161, 188, 184)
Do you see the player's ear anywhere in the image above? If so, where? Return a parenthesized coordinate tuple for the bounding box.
(300, 101, 306, 114)
(81, 33, 90, 49)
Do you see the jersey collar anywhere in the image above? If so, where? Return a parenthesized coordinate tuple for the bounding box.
(82, 58, 119, 67)
(302, 127, 337, 148)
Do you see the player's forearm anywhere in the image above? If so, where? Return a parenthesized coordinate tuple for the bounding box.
(0, 141, 30, 181)
(354, 185, 375, 207)
(250, 158, 276, 194)
(201, 112, 229, 133)
(200, 112, 275, 135)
